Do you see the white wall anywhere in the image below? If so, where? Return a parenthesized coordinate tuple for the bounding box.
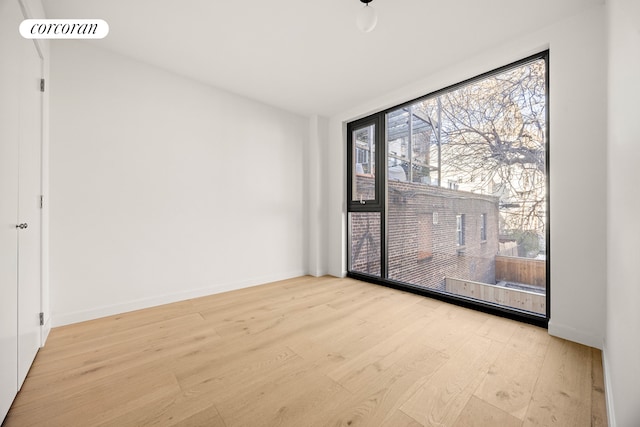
(306, 115, 329, 276)
(49, 41, 308, 326)
(326, 5, 607, 349)
(605, 0, 640, 425)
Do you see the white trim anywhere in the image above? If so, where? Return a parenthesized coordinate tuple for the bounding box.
(548, 320, 603, 349)
(17, 0, 45, 59)
(601, 343, 616, 427)
(41, 318, 51, 347)
(51, 270, 306, 327)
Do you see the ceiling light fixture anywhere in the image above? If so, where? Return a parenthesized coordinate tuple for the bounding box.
(356, 0, 377, 33)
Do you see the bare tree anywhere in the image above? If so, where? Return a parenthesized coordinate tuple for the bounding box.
(411, 60, 547, 247)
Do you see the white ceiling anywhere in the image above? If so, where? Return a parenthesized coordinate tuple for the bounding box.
(42, 0, 603, 117)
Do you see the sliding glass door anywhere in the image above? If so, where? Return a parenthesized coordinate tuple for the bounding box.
(347, 52, 549, 325)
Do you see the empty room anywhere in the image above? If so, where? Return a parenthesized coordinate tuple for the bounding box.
(1, 0, 638, 426)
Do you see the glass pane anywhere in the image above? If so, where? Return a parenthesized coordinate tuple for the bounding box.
(352, 125, 376, 202)
(387, 101, 440, 186)
(386, 58, 547, 315)
(349, 212, 381, 277)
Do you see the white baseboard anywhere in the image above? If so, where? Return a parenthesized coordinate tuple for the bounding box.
(327, 268, 347, 278)
(547, 320, 603, 349)
(601, 344, 617, 427)
(51, 270, 306, 327)
(307, 268, 328, 277)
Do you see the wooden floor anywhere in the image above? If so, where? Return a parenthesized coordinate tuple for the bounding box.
(5, 276, 607, 427)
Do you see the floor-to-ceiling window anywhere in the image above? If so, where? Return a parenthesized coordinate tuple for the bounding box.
(347, 52, 549, 325)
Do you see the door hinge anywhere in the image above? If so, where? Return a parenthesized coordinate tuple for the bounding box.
(40, 78, 45, 92)
(40, 195, 44, 209)
(39, 312, 44, 326)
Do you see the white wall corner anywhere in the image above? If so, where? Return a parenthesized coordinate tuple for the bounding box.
(302, 116, 312, 276)
(325, 117, 347, 278)
(548, 320, 604, 349)
(601, 342, 617, 427)
(306, 115, 329, 277)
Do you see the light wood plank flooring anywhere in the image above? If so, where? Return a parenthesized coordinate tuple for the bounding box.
(4, 276, 607, 426)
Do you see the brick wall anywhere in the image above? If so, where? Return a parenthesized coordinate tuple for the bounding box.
(349, 211, 381, 276)
(350, 176, 500, 290)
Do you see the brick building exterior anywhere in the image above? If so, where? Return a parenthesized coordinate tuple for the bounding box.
(350, 176, 500, 291)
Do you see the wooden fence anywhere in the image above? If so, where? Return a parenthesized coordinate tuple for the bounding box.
(445, 277, 545, 315)
(495, 256, 546, 288)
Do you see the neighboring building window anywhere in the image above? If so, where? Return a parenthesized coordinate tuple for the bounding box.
(354, 126, 375, 176)
(355, 147, 370, 172)
(480, 213, 487, 241)
(456, 214, 465, 246)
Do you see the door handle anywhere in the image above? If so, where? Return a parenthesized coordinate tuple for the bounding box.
(16, 223, 28, 229)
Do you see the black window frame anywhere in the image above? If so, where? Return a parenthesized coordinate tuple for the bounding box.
(347, 114, 387, 279)
(346, 50, 550, 329)
(347, 114, 385, 212)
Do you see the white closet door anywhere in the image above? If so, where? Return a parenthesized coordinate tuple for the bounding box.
(0, 0, 43, 420)
(0, 0, 22, 419)
(0, 0, 23, 422)
(17, 27, 43, 389)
